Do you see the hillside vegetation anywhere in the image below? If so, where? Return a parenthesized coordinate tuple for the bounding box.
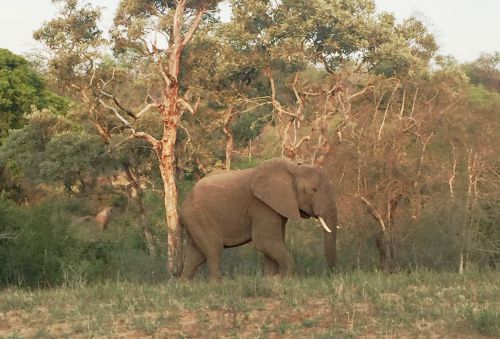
(0, 0, 499, 336)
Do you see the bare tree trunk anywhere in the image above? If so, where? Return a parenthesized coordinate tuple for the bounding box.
(158, 15, 183, 275)
(375, 231, 394, 272)
(159, 115, 183, 277)
(223, 108, 235, 170)
(460, 150, 480, 274)
(458, 252, 465, 274)
(155, 1, 206, 277)
(360, 195, 395, 272)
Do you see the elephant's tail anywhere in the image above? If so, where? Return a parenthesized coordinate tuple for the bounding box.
(171, 214, 185, 278)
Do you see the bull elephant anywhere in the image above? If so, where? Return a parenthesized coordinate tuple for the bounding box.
(180, 158, 338, 281)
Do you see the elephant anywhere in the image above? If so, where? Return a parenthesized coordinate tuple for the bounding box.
(180, 158, 338, 281)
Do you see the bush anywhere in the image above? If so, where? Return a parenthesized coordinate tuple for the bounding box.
(0, 196, 169, 287)
(0, 197, 80, 286)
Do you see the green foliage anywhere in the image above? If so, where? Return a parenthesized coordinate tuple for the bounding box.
(0, 49, 68, 138)
(226, 0, 436, 76)
(367, 16, 437, 76)
(462, 52, 499, 93)
(0, 197, 79, 286)
(112, 0, 222, 55)
(39, 132, 110, 187)
(232, 110, 271, 146)
(0, 196, 169, 287)
(33, 0, 104, 87)
(0, 109, 113, 192)
(467, 84, 500, 108)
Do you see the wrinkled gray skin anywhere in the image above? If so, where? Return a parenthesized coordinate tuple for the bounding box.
(180, 158, 338, 281)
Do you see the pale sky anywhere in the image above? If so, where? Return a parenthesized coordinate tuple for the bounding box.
(0, 0, 499, 62)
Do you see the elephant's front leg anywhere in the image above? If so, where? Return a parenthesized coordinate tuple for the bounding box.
(262, 221, 286, 277)
(255, 238, 294, 277)
(252, 208, 294, 277)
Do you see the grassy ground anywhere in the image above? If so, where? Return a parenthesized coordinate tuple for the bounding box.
(0, 270, 498, 338)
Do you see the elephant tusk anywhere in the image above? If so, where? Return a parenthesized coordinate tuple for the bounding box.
(318, 216, 332, 233)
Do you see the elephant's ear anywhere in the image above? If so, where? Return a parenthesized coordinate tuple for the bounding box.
(251, 160, 301, 220)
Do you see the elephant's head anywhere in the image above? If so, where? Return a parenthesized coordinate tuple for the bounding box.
(251, 159, 338, 269)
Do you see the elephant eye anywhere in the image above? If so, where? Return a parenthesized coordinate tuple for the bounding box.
(312, 187, 318, 192)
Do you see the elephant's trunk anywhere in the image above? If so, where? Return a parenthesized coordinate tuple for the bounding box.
(319, 212, 338, 270)
(311, 180, 338, 271)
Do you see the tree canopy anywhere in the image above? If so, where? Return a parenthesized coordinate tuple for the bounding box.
(0, 49, 68, 138)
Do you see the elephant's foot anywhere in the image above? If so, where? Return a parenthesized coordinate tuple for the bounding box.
(263, 254, 279, 276)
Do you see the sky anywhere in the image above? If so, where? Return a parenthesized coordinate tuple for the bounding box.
(0, 0, 499, 62)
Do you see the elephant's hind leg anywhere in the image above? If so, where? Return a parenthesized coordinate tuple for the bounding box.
(181, 240, 206, 280)
(185, 222, 224, 282)
(202, 239, 223, 282)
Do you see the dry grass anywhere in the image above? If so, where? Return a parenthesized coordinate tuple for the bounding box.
(0, 270, 499, 338)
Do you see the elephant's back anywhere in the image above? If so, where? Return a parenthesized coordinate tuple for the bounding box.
(181, 168, 254, 222)
(196, 168, 254, 187)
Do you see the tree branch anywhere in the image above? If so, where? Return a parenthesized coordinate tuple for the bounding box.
(177, 97, 199, 115)
(100, 91, 138, 120)
(0, 231, 17, 240)
(182, 7, 206, 46)
(347, 86, 373, 100)
(151, 38, 171, 87)
(294, 135, 310, 149)
(377, 80, 400, 141)
(99, 98, 159, 148)
(359, 195, 386, 232)
(99, 98, 132, 127)
(265, 68, 300, 119)
(292, 73, 304, 121)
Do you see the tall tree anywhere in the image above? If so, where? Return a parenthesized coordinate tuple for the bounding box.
(106, 0, 222, 276)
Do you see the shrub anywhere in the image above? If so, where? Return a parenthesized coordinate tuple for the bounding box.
(0, 197, 80, 286)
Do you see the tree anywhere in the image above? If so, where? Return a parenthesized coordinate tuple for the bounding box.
(0, 109, 110, 195)
(108, 0, 223, 276)
(462, 52, 500, 93)
(36, 0, 223, 276)
(0, 48, 67, 138)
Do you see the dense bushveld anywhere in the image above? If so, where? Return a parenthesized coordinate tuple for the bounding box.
(0, 0, 499, 336)
(0, 186, 496, 287)
(1, 193, 499, 337)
